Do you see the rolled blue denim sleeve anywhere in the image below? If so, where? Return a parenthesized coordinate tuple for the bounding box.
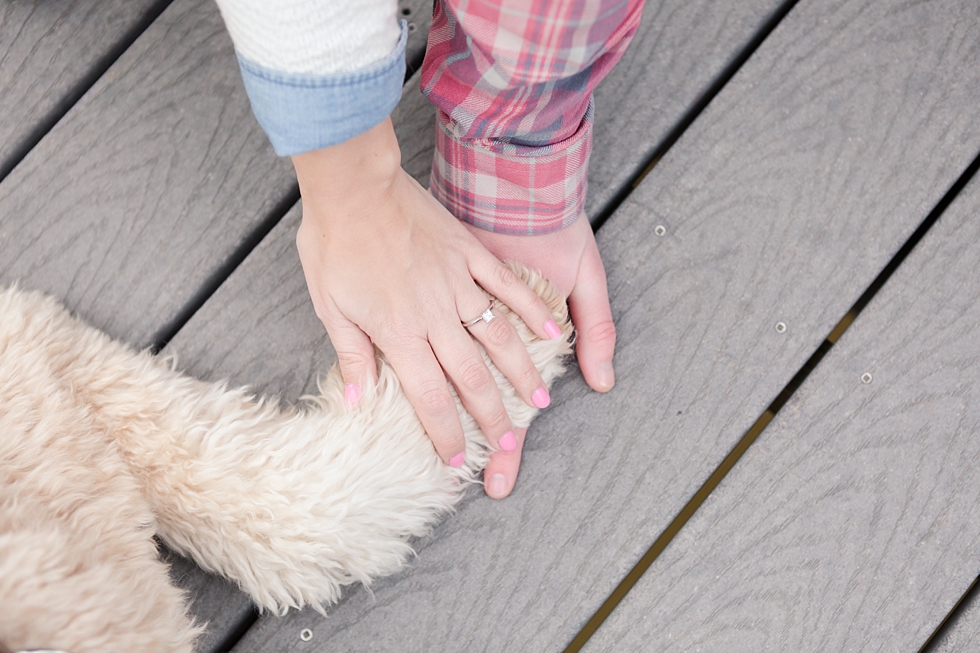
(236, 21, 407, 156)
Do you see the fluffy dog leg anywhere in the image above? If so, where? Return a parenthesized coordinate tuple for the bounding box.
(0, 264, 572, 616)
(0, 312, 201, 653)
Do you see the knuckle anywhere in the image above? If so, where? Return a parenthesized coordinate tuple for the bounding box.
(336, 349, 372, 371)
(492, 264, 521, 293)
(482, 315, 515, 349)
(480, 407, 510, 435)
(516, 362, 542, 389)
(584, 319, 617, 345)
(457, 359, 494, 394)
(416, 384, 456, 416)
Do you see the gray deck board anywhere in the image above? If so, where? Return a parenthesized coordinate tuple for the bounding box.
(0, 0, 159, 175)
(585, 171, 980, 652)
(161, 0, 980, 650)
(149, 1, 786, 648)
(931, 582, 980, 653)
(0, 0, 431, 649)
(0, 0, 432, 350)
(0, 0, 293, 347)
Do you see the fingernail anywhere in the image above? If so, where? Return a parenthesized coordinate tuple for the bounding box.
(597, 361, 615, 390)
(344, 383, 361, 407)
(498, 430, 517, 452)
(449, 452, 465, 468)
(531, 387, 551, 409)
(544, 319, 562, 339)
(487, 473, 508, 497)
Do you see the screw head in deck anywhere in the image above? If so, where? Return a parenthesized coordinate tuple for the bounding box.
(300, 628, 313, 642)
(654, 225, 667, 237)
(775, 322, 787, 333)
(861, 372, 873, 384)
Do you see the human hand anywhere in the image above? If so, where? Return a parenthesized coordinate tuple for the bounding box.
(292, 119, 563, 468)
(465, 212, 617, 498)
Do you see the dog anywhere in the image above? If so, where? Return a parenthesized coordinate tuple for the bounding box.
(0, 263, 572, 653)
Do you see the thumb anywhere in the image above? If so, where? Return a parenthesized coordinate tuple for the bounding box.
(323, 309, 379, 408)
(568, 235, 617, 392)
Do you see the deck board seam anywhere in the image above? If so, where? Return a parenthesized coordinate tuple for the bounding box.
(563, 146, 980, 652)
(0, 0, 176, 186)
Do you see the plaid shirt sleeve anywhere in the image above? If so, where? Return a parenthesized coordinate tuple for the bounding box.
(421, 0, 645, 235)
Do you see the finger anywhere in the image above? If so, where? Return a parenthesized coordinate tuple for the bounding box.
(463, 298, 549, 411)
(320, 307, 378, 408)
(431, 318, 515, 451)
(568, 233, 617, 392)
(483, 426, 527, 499)
(383, 337, 466, 465)
(468, 251, 564, 342)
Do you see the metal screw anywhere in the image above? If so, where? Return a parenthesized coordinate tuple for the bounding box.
(861, 372, 873, 384)
(654, 225, 667, 237)
(407, 22, 417, 32)
(775, 322, 787, 333)
(300, 628, 313, 642)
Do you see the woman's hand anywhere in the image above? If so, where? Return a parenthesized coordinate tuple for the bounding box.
(465, 212, 617, 498)
(292, 119, 561, 469)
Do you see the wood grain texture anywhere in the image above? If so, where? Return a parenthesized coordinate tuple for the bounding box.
(0, 0, 160, 174)
(930, 581, 980, 653)
(0, 0, 434, 350)
(166, 0, 980, 650)
(164, 547, 257, 653)
(0, 0, 433, 649)
(0, 0, 293, 347)
(150, 74, 456, 650)
(585, 170, 980, 652)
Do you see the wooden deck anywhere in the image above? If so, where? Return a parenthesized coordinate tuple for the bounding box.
(3, 0, 979, 650)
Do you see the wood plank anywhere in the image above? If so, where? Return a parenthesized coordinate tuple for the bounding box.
(0, 0, 432, 649)
(931, 582, 980, 653)
(162, 0, 980, 650)
(0, 0, 161, 178)
(152, 77, 461, 650)
(584, 168, 980, 651)
(140, 1, 787, 645)
(164, 547, 257, 653)
(0, 0, 432, 350)
(159, 1, 783, 648)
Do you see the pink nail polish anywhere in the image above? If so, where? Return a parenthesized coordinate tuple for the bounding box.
(344, 383, 361, 407)
(544, 319, 562, 339)
(498, 430, 517, 452)
(449, 452, 465, 468)
(532, 387, 551, 409)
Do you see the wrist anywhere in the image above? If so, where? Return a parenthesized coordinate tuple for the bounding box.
(291, 118, 402, 221)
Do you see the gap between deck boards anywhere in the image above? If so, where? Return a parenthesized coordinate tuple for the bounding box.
(172, 1, 810, 650)
(564, 147, 980, 652)
(150, 18, 429, 355)
(0, 0, 176, 186)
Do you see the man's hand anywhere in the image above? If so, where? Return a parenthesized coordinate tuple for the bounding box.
(466, 213, 617, 498)
(292, 119, 562, 468)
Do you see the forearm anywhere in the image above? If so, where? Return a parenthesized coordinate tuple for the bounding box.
(421, 0, 645, 234)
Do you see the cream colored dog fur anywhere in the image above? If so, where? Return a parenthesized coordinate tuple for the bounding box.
(0, 265, 572, 653)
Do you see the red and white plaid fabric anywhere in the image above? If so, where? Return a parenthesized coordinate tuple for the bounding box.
(421, 0, 644, 234)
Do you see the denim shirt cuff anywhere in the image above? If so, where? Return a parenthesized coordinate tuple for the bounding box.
(237, 21, 407, 156)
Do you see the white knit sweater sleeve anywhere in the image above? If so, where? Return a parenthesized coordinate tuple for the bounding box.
(214, 0, 401, 75)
